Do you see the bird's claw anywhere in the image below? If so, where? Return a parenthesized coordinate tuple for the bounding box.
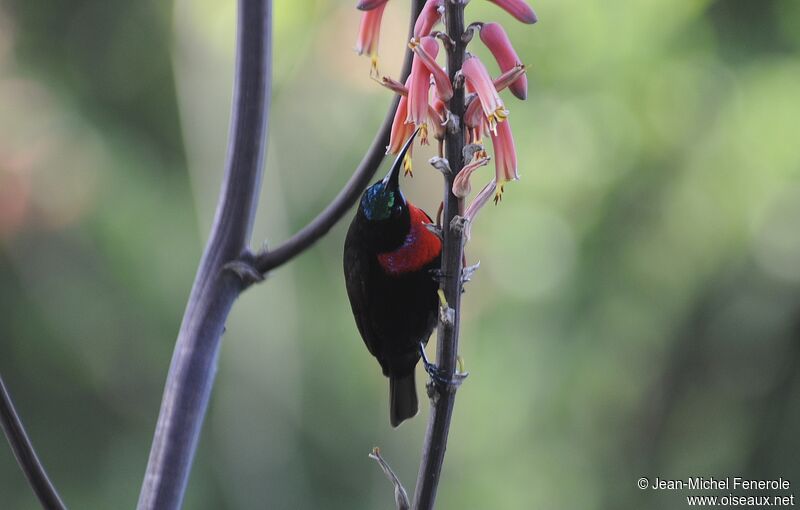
(419, 343, 468, 391)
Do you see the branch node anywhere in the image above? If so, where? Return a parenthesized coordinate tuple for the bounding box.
(461, 261, 480, 285)
(430, 30, 456, 50)
(445, 112, 459, 135)
(437, 289, 455, 327)
(369, 447, 410, 510)
(462, 143, 484, 165)
(429, 268, 446, 285)
(223, 259, 265, 285)
(462, 22, 484, 44)
(424, 223, 444, 240)
(450, 215, 468, 237)
(452, 70, 465, 90)
(428, 157, 451, 175)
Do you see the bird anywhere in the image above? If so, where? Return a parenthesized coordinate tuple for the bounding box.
(343, 129, 442, 427)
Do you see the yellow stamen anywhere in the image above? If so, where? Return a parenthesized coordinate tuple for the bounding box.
(403, 152, 413, 177)
(475, 138, 488, 160)
(493, 183, 505, 205)
(369, 53, 380, 78)
(419, 123, 429, 146)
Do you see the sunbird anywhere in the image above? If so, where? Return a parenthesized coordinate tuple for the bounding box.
(343, 130, 442, 427)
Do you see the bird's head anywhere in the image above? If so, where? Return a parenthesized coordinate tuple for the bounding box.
(357, 129, 419, 250)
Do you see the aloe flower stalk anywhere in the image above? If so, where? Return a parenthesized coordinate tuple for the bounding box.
(487, 0, 538, 24)
(347, 0, 539, 508)
(480, 22, 528, 100)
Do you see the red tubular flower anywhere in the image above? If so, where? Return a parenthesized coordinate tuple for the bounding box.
(480, 22, 528, 100)
(462, 56, 508, 132)
(410, 36, 452, 101)
(356, 0, 389, 10)
(490, 117, 519, 201)
(355, 2, 387, 74)
(414, 0, 444, 39)
(487, 0, 538, 24)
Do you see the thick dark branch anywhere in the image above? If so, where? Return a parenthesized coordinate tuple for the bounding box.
(251, 98, 397, 273)
(136, 1, 272, 508)
(251, 0, 425, 275)
(0, 375, 67, 510)
(413, 1, 468, 509)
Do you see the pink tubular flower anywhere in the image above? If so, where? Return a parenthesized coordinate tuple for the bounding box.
(464, 96, 484, 130)
(493, 64, 526, 94)
(355, 2, 387, 74)
(414, 0, 444, 39)
(487, 0, 538, 24)
(410, 36, 452, 101)
(379, 76, 408, 96)
(406, 45, 435, 141)
(387, 89, 416, 174)
(356, 0, 388, 10)
(428, 98, 446, 141)
(490, 117, 519, 201)
(388, 91, 412, 154)
(480, 22, 528, 100)
(462, 56, 508, 131)
(463, 179, 498, 239)
(453, 156, 491, 198)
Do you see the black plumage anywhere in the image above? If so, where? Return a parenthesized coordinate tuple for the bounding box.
(343, 132, 441, 426)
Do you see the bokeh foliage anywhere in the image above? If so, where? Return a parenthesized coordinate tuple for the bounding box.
(1, 0, 800, 508)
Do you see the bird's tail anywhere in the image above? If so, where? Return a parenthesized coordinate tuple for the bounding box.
(389, 373, 418, 427)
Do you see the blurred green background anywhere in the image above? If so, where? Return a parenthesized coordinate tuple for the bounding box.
(2, 0, 800, 508)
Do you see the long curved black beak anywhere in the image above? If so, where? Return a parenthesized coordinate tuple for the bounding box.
(382, 127, 419, 190)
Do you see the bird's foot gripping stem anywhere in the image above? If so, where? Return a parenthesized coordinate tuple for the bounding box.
(419, 343, 469, 392)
